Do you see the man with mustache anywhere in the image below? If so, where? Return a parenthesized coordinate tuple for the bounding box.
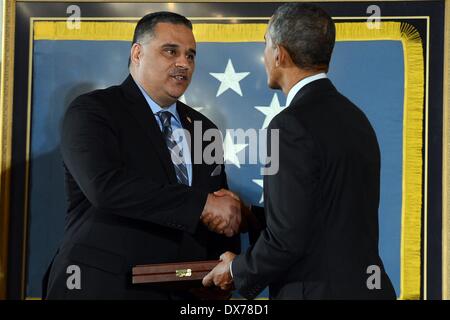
(44, 12, 241, 299)
(203, 3, 396, 300)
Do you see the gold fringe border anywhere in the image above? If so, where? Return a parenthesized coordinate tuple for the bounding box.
(399, 22, 424, 300)
(33, 22, 268, 42)
(32, 21, 425, 299)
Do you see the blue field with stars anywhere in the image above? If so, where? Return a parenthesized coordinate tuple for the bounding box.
(27, 39, 403, 298)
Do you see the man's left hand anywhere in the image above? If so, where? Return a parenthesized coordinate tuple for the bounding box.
(202, 252, 236, 291)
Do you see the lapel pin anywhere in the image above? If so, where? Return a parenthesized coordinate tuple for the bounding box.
(187, 116, 192, 124)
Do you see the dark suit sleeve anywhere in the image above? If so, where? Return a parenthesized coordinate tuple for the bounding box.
(207, 162, 241, 258)
(248, 206, 265, 246)
(60, 96, 208, 234)
(232, 112, 321, 299)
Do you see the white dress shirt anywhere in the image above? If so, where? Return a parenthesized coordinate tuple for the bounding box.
(136, 83, 193, 186)
(285, 72, 327, 107)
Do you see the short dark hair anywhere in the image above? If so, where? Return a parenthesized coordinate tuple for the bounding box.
(269, 3, 335, 70)
(128, 11, 193, 67)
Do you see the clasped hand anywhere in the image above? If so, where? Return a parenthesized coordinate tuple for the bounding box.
(200, 189, 246, 237)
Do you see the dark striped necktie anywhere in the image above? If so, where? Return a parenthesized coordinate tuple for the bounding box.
(157, 111, 189, 185)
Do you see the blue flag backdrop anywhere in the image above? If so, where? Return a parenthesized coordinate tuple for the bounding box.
(25, 20, 425, 299)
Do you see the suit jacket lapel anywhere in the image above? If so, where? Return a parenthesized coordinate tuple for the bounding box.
(177, 101, 202, 188)
(120, 75, 178, 184)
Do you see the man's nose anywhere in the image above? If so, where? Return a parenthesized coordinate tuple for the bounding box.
(175, 56, 190, 69)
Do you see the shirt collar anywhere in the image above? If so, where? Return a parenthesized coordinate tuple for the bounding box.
(136, 82, 181, 124)
(285, 73, 328, 107)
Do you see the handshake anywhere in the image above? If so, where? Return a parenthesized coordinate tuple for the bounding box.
(200, 189, 252, 237)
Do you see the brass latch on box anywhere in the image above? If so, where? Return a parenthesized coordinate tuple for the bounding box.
(176, 268, 192, 278)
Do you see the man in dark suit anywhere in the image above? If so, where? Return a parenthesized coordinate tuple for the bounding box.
(203, 3, 396, 299)
(44, 12, 241, 299)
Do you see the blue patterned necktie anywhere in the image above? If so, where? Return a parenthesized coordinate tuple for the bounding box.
(157, 111, 189, 185)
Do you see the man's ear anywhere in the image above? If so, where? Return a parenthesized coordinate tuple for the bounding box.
(277, 44, 291, 67)
(274, 44, 281, 67)
(130, 43, 142, 66)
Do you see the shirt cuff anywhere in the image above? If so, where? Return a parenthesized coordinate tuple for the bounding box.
(229, 260, 234, 278)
